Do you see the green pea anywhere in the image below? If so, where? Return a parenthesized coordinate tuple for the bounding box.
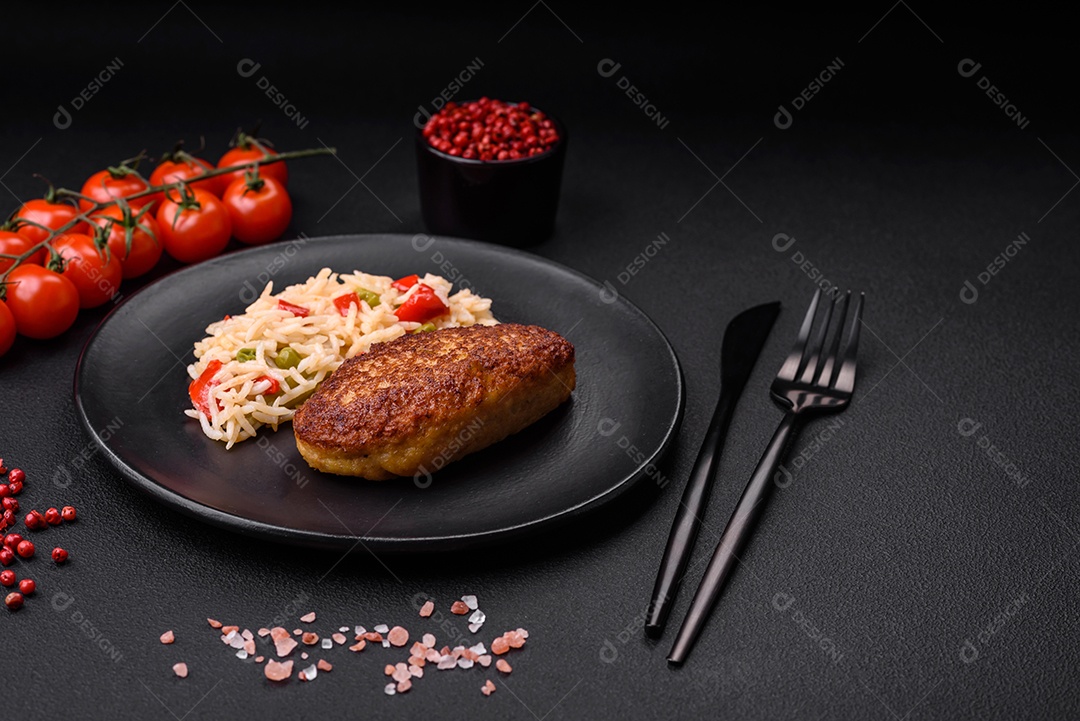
(412, 322, 437, 334)
(236, 347, 257, 362)
(357, 288, 381, 308)
(274, 347, 302, 369)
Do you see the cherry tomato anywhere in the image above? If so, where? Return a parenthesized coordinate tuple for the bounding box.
(90, 205, 162, 279)
(156, 187, 231, 264)
(0, 231, 43, 272)
(79, 169, 153, 212)
(394, 283, 448, 323)
(150, 155, 224, 197)
(13, 199, 88, 245)
(217, 143, 288, 188)
(0, 301, 14, 357)
(52, 233, 122, 308)
(222, 176, 292, 245)
(4, 265, 80, 339)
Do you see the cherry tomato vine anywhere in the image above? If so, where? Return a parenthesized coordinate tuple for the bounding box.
(0, 133, 335, 353)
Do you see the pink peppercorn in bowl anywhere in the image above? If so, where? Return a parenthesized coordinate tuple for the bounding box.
(416, 98, 567, 246)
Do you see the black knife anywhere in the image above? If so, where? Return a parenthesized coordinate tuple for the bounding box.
(644, 301, 780, 636)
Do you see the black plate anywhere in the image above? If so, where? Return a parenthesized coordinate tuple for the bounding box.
(74, 234, 683, 552)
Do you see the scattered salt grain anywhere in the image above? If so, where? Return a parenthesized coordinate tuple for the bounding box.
(469, 610, 486, 625)
(236, 650, 249, 660)
(300, 612, 316, 623)
(264, 659, 293, 681)
(388, 626, 408, 647)
(339, 626, 350, 633)
(332, 633, 347, 645)
(302, 632, 319, 645)
(462, 594, 478, 610)
(382, 640, 390, 648)
(207, 618, 222, 629)
(384, 683, 396, 696)
(422, 633, 436, 647)
(419, 600, 434, 617)
(160, 630, 175, 644)
(409, 664, 423, 678)
(172, 663, 188, 678)
(318, 659, 333, 672)
(458, 657, 475, 669)
(374, 623, 389, 634)
(478, 655, 492, 667)
(397, 679, 412, 693)
(450, 601, 469, 615)
(496, 659, 512, 673)
(481, 679, 496, 696)
(321, 638, 332, 649)
(355, 625, 366, 635)
(300, 664, 317, 682)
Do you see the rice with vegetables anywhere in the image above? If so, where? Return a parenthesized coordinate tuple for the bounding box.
(185, 268, 497, 448)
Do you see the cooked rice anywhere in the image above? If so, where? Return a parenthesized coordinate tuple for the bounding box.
(185, 268, 497, 448)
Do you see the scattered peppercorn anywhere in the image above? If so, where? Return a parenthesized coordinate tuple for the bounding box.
(1, 497, 17, 513)
(3, 533, 21, 550)
(0, 569, 15, 587)
(7, 468, 25, 485)
(17, 578, 34, 596)
(61, 506, 77, 522)
(5, 591, 23, 610)
(52, 547, 68, 564)
(23, 510, 45, 530)
(44, 507, 61, 525)
(15, 540, 34, 558)
(0, 548, 13, 566)
(0, 484, 9, 497)
(7, 479, 22, 495)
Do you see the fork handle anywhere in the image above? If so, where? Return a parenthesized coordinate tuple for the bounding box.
(668, 410, 800, 664)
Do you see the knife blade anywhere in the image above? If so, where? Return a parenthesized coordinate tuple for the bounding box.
(644, 301, 781, 636)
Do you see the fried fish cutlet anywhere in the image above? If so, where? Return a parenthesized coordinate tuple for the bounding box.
(292, 324, 575, 479)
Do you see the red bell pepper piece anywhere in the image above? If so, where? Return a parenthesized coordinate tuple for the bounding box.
(277, 299, 310, 317)
(394, 283, 448, 323)
(391, 274, 419, 292)
(188, 360, 223, 416)
(332, 293, 361, 317)
(255, 375, 280, 395)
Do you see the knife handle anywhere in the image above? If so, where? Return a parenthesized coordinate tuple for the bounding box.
(644, 387, 738, 636)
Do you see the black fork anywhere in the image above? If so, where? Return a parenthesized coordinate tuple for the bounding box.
(668, 289, 865, 664)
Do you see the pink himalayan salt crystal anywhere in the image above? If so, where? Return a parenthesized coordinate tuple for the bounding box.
(300, 611, 316, 623)
(160, 630, 175, 645)
(388, 626, 409, 647)
(264, 659, 293, 681)
(172, 663, 188, 678)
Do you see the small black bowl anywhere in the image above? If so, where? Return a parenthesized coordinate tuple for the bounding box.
(415, 110, 567, 247)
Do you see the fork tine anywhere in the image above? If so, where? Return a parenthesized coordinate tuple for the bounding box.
(815, 291, 850, 387)
(833, 292, 864, 393)
(798, 293, 835, 384)
(777, 290, 821, 381)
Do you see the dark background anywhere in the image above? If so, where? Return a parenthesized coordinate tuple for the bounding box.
(3, 4, 1078, 719)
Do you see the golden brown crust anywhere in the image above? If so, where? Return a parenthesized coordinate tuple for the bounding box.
(292, 324, 575, 479)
